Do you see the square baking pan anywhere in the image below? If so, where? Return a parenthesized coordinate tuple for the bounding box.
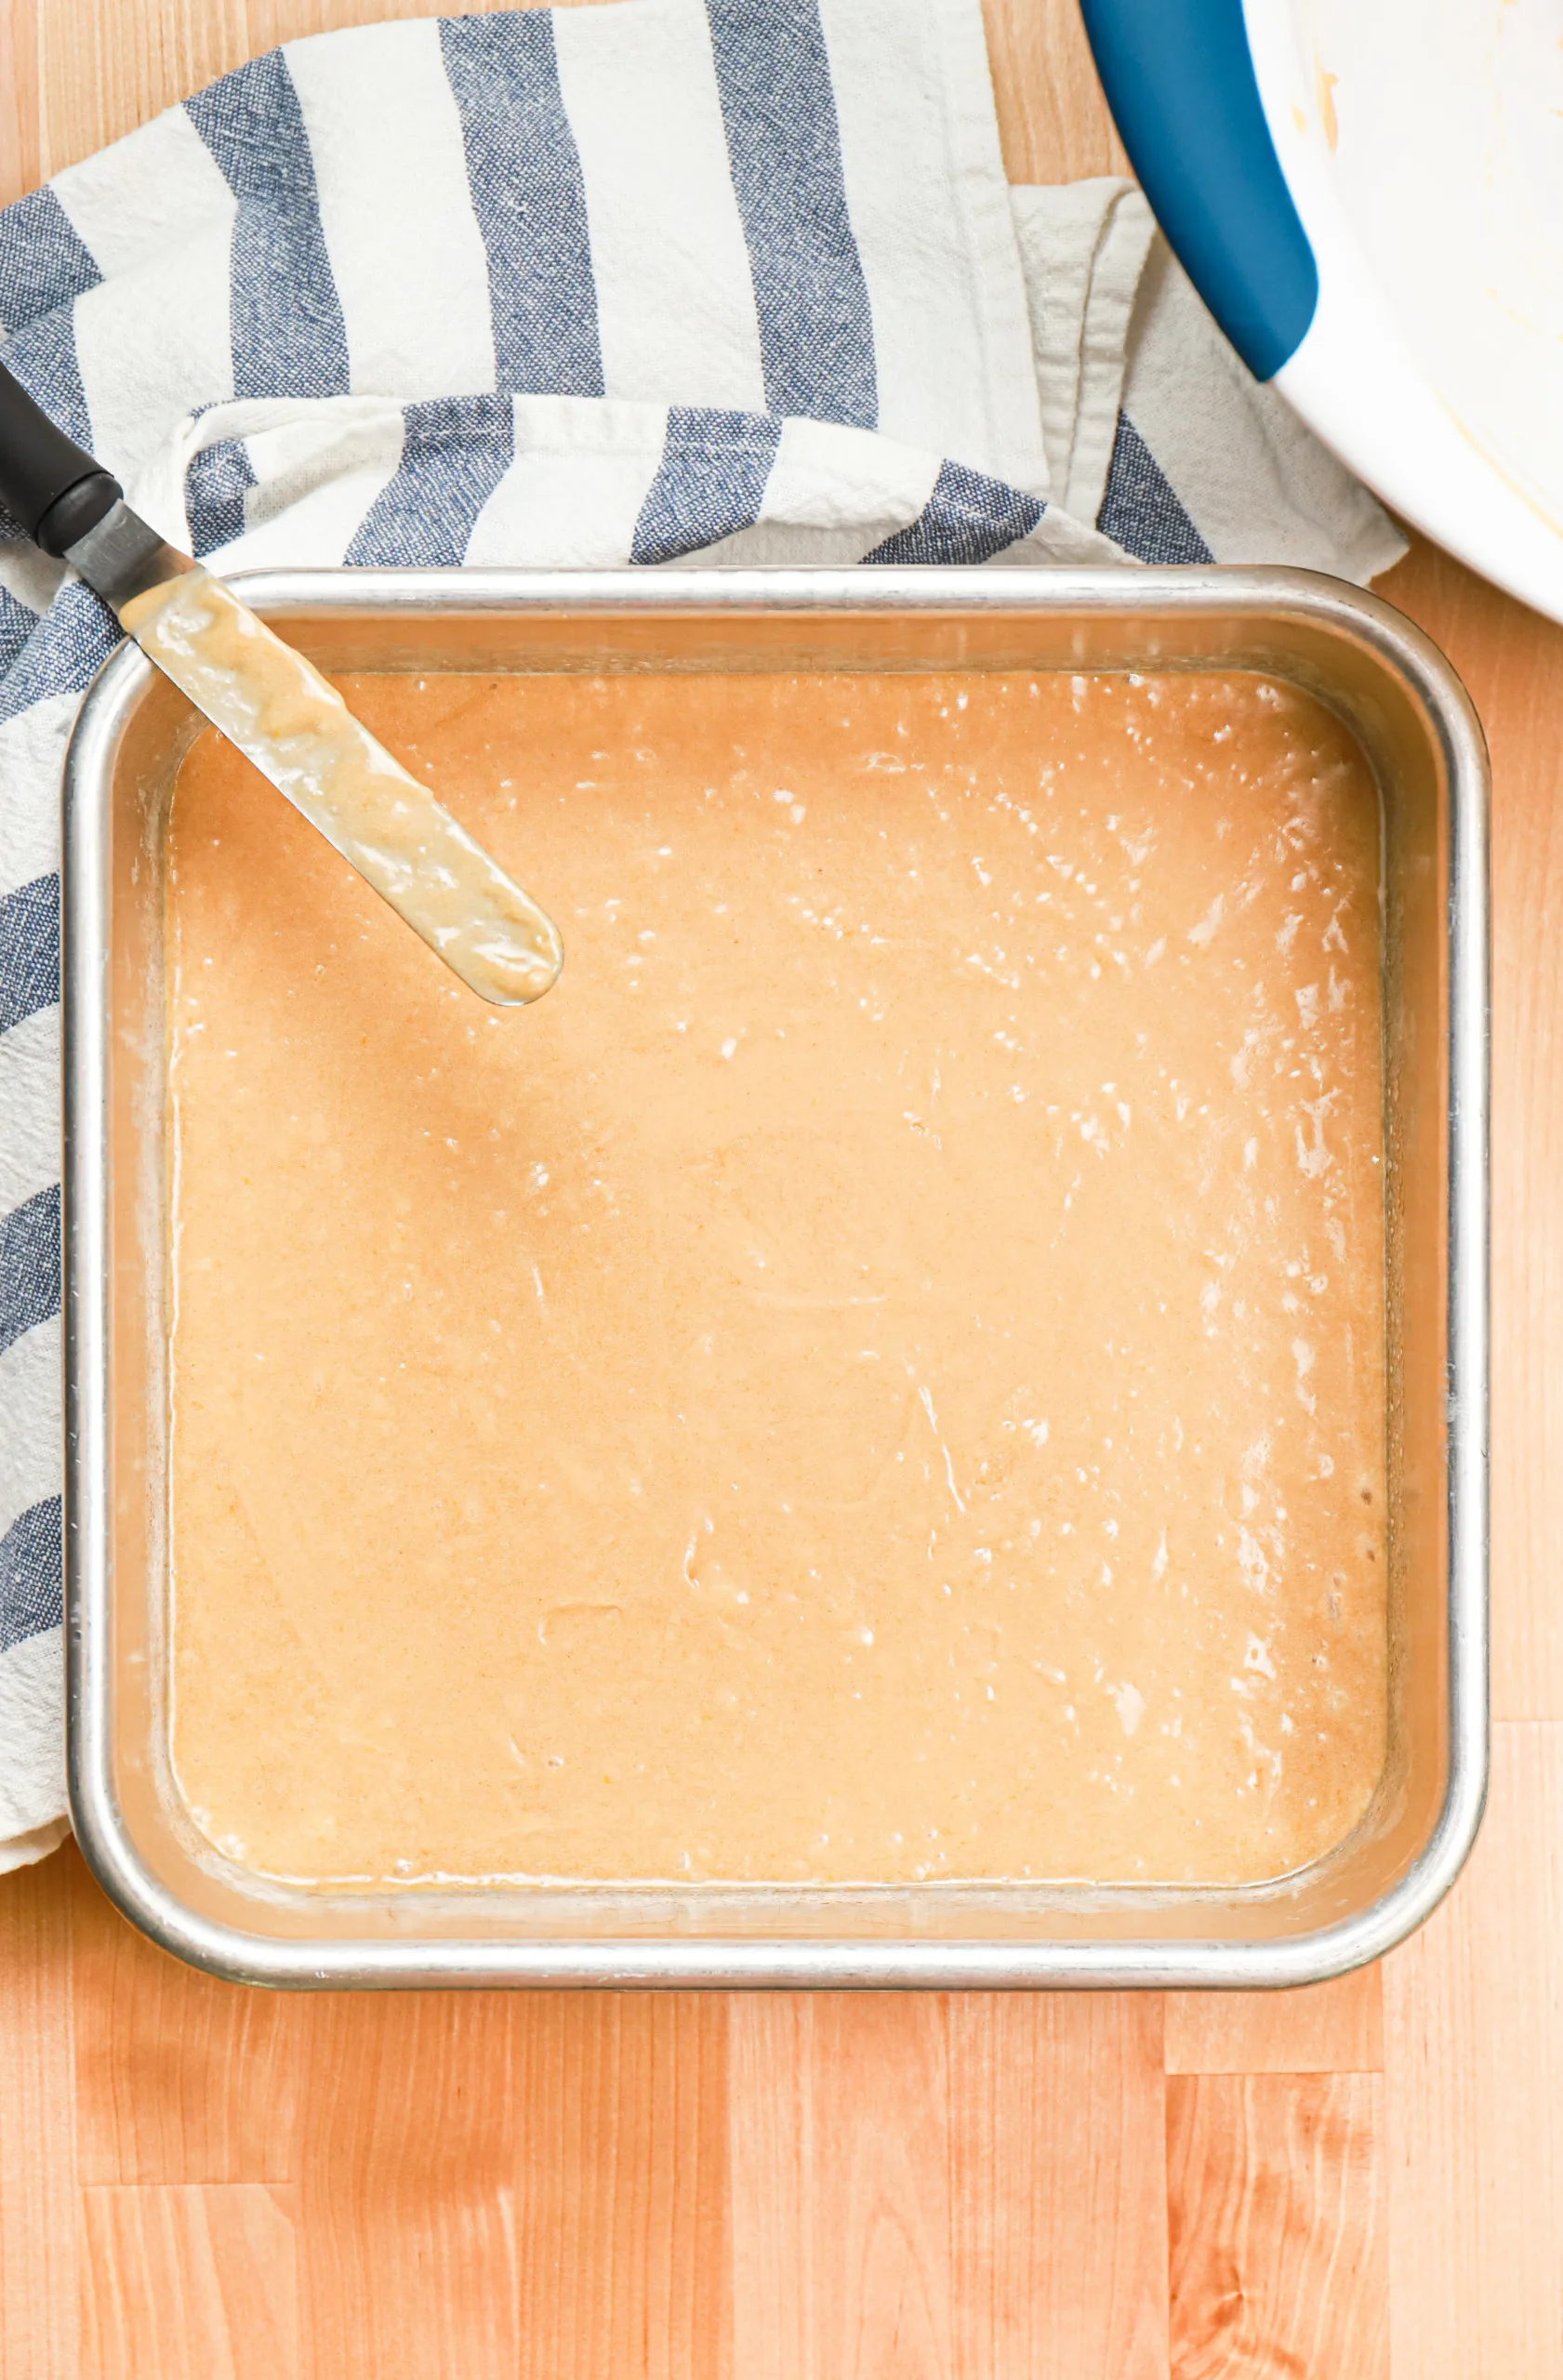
(63, 565, 1489, 1989)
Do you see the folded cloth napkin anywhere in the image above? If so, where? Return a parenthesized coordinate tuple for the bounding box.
(0, 0, 1403, 1871)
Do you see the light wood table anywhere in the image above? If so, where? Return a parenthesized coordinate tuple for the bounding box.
(3, 4, 1560, 2372)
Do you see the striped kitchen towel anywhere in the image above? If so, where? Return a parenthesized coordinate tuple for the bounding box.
(0, 0, 1402, 1870)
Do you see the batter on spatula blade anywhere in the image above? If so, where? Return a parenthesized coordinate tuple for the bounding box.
(0, 357, 561, 1003)
(122, 567, 562, 1007)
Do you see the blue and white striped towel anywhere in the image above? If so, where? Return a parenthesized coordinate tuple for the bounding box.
(0, 0, 1403, 1870)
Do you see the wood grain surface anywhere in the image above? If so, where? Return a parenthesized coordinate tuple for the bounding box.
(2, 1, 1562, 2372)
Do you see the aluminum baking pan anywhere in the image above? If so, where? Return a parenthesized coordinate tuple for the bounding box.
(63, 565, 1489, 1989)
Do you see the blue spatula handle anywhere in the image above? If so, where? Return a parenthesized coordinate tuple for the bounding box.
(1080, 0, 1318, 380)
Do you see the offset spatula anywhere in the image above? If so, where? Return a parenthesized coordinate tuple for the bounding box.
(0, 361, 563, 1006)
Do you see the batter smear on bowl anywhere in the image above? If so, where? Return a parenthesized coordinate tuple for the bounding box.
(165, 668, 1387, 1888)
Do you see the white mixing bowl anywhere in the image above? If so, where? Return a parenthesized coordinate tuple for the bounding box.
(1083, 0, 1563, 621)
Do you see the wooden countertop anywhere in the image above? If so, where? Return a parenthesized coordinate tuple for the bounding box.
(2, 4, 1558, 2372)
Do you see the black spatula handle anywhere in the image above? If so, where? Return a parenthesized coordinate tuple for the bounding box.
(0, 360, 122, 555)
